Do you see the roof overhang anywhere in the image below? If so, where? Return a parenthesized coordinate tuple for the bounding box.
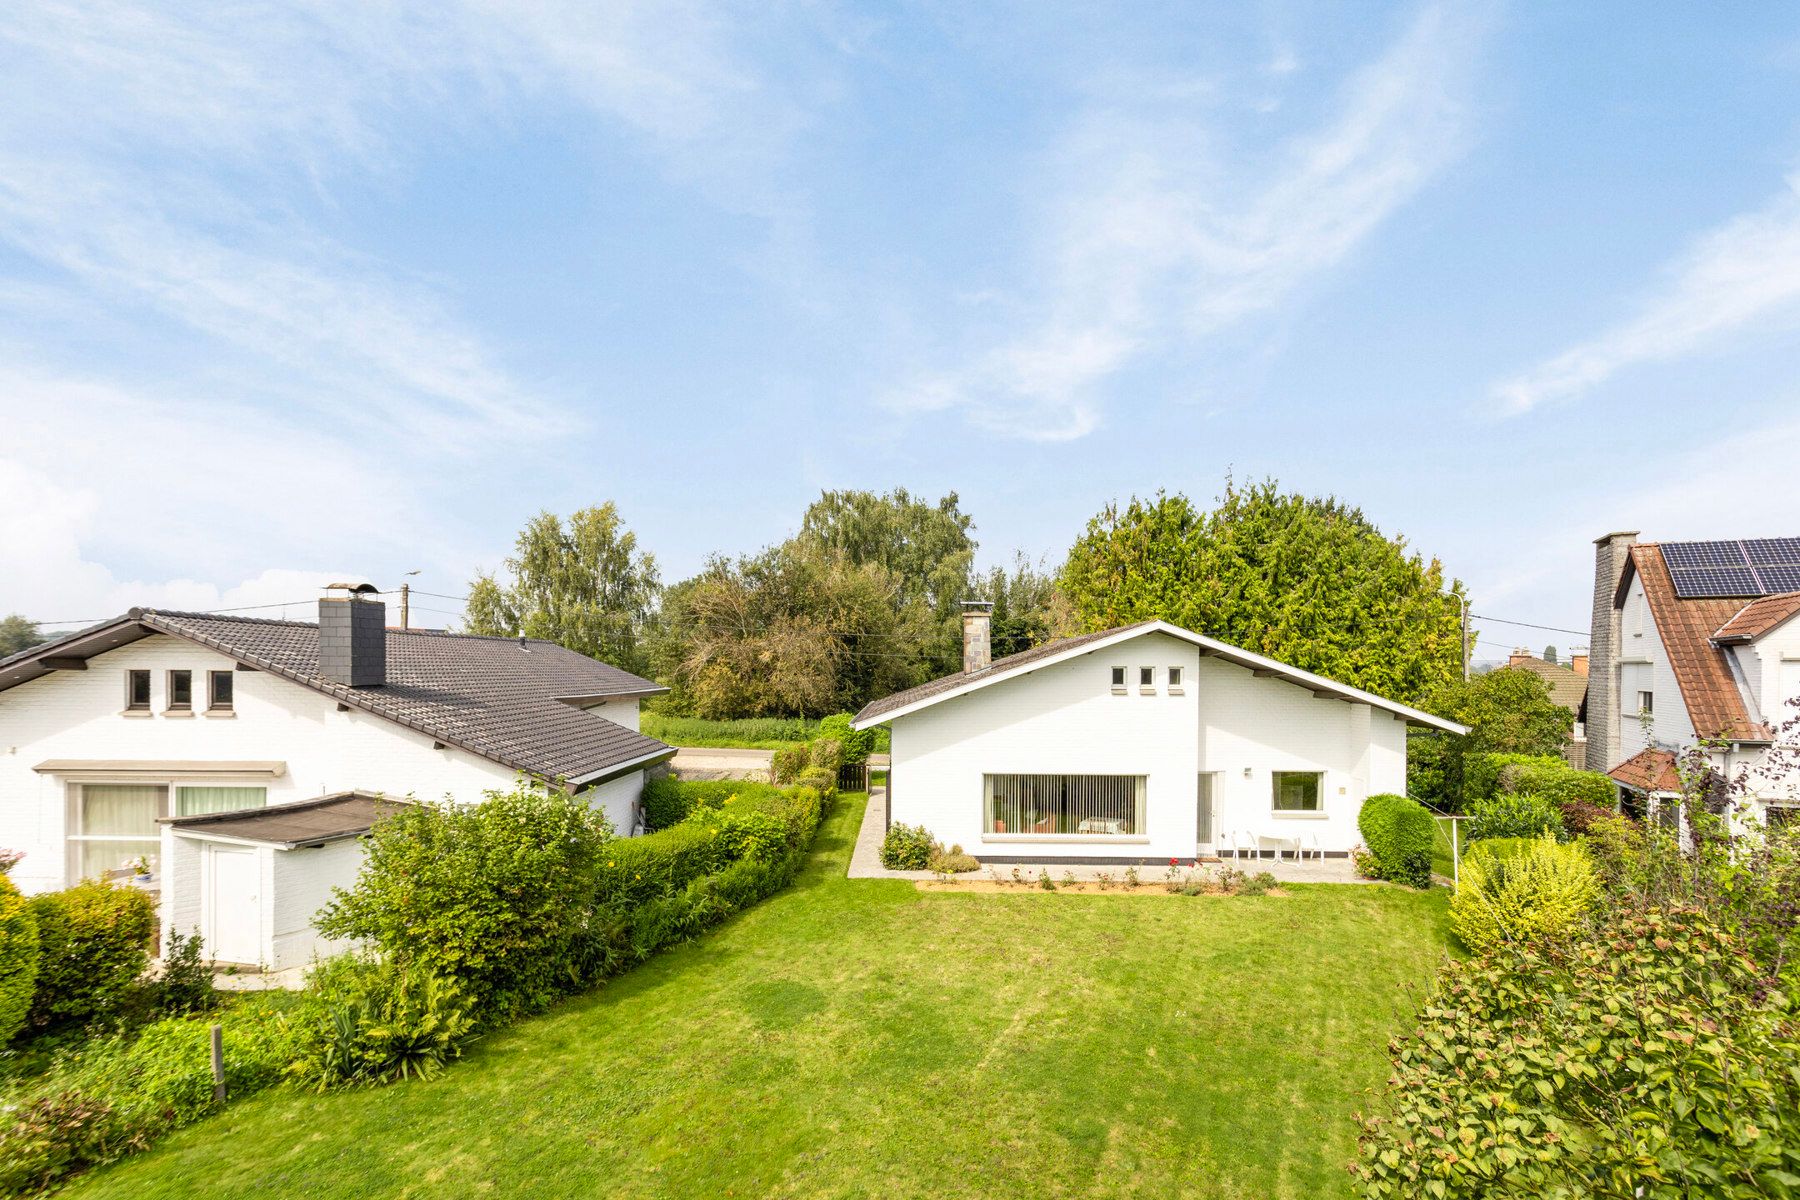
(35, 759, 287, 780)
(556, 686, 672, 707)
(851, 621, 1469, 735)
(0, 615, 159, 695)
(565, 745, 678, 789)
(161, 790, 405, 849)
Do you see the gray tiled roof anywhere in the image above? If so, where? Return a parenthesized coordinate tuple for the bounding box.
(852, 624, 1152, 724)
(3, 610, 673, 783)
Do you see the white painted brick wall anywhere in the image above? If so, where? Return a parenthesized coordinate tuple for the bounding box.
(887, 629, 1409, 860)
(1616, 576, 1696, 760)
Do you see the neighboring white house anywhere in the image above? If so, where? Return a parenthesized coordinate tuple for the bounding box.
(1586, 534, 1800, 831)
(851, 605, 1467, 863)
(0, 586, 673, 970)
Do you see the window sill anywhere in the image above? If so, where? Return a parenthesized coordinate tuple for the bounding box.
(1110, 687, 1127, 695)
(121, 709, 153, 718)
(162, 710, 195, 719)
(982, 834, 1150, 845)
(1168, 687, 1185, 696)
(1138, 687, 1157, 696)
(202, 710, 236, 719)
(1271, 811, 1330, 820)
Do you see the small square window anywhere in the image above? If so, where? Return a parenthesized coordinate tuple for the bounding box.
(1110, 666, 1126, 693)
(167, 670, 192, 711)
(1637, 690, 1654, 715)
(1139, 667, 1154, 687)
(1168, 666, 1183, 688)
(126, 670, 150, 711)
(209, 670, 234, 711)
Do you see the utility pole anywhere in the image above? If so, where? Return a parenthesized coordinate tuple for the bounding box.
(400, 584, 410, 631)
(1461, 595, 1471, 681)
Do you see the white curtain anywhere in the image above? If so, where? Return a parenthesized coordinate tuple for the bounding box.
(74, 785, 165, 878)
(175, 786, 268, 817)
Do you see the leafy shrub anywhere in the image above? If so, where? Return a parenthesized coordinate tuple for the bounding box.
(686, 807, 789, 866)
(317, 784, 613, 1023)
(795, 766, 837, 797)
(1464, 752, 1614, 809)
(0, 1000, 299, 1193)
(1354, 907, 1800, 1198)
(807, 736, 844, 776)
(1461, 836, 1534, 868)
(640, 772, 693, 831)
(770, 745, 808, 785)
(1357, 794, 1436, 888)
(289, 955, 475, 1089)
(1238, 871, 1278, 896)
(928, 848, 979, 873)
(639, 776, 788, 832)
(816, 713, 874, 764)
(880, 823, 935, 870)
(0, 874, 39, 1044)
(26, 879, 157, 1031)
(597, 821, 726, 909)
(1466, 791, 1565, 842)
(1449, 836, 1600, 953)
(154, 929, 216, 1017)
(1558, 798, 1618, 837)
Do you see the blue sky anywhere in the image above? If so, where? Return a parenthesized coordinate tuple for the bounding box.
(3, 2, 1799, 661)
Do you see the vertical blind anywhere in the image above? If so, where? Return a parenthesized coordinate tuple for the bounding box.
(985, 774, 1145, 836)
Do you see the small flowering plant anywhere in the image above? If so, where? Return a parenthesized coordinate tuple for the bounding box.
(0, 848, 21, 875)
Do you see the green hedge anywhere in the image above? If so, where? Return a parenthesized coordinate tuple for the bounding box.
(1467, 793, 1565, 843)
(1464, 753, 1614, 809)
(0, 875, 38, 1045)
(816, 713, 874, 764)
(640, 776, 789, 832)
(1358, 794, 1437, 888)
(26, 879, 157, 1032)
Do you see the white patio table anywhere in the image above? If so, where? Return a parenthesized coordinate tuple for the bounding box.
(1256, 833, 1300, 862)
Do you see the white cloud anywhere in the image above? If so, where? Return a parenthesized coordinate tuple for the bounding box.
(1493, 175, 1800, 414)
(889, 3, 1484, 440)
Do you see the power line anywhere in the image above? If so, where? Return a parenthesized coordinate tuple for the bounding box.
(1470, 613, 1589, 638)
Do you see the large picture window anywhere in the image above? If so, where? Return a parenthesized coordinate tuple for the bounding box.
(1272, 771, 1322, 813)
(71, 784, 166, 879)
(985, 774, 1145, 836)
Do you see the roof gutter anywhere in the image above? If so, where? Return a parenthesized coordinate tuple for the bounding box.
(563, 745, 677, 789)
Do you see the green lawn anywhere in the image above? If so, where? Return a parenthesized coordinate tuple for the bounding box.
(639, 712, 890, 753)
(70, 795, 1450, 1200)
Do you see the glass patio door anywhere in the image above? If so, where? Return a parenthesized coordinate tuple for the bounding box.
(1196, 773, 1220, 851)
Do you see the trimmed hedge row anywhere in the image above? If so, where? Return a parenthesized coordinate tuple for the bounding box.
(1464, 753, 1614, 808)
(0, 874, 38, 1045)
(1358, 793, 1436, 888)
(27, 880, 157, 1031)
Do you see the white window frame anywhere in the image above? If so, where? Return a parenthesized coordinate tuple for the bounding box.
(1110, 666, 1127, 694)
(981, 773, 1150, 843)
(65, 775, 272, 883)
(1168, 665, 1184, 694)
(1138, 666, 1156, 695)
(1637, 689, 1654, 715)
(1270, 770, 1327, 819)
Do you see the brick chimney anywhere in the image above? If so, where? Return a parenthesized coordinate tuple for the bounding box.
(1570, 648, 1589, 677)
(319, 583, 387, 688)
(961, 600, 994, 674)
(1584, 533, 1637, 772)
(1509, 647, 1534, 666)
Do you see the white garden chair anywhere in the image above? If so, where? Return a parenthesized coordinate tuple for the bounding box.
(1296, 830, 1323, 861)
(1226, 829, 1256, 863)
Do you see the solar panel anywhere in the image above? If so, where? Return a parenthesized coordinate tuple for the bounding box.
(1667, 566, 1763, 598)
(1754, 564, 1800, 594)
(1743, 538, 1800, 566)
(1662, 541, 1750, 570)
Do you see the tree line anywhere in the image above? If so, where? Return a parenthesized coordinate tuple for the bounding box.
(463, 478, 1474, 720)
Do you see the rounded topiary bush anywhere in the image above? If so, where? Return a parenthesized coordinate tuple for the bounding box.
(879, 823, 935, 871)
(1357, 794, 1436, 888)
(0, 874, 40, 1044)
(1450, 836, 1600, 953)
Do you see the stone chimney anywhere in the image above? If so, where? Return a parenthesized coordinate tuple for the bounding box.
(1570, 649, 1589, 677)
(1584, 533, 1637, 772)
(961, 600, 994, 674)
(319, 583, 387, 688)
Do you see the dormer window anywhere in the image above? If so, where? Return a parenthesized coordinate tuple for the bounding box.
(167, 670, 192, 712)
(125, 670, 150, 711)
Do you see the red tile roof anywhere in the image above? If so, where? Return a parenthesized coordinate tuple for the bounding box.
(1627, 545, 1770, 742)
(1713, 592, 1800, 643)
(1608, 747, 1682, 794)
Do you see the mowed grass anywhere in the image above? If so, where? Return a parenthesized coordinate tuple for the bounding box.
(70, 796, 1450, 1200)
(640, 712, 891, 753)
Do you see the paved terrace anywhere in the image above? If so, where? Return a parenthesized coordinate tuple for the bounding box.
(847, 786, 1371, 884)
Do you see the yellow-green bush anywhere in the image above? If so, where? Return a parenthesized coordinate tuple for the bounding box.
(1450, 835, 1600, 952)
(0, 874, 39, 1044)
